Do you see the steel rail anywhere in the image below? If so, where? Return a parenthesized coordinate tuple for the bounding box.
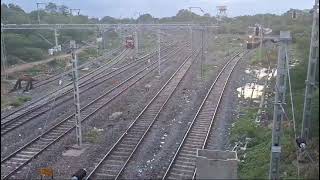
(0, 43, 186, 180)
(32, 47, 123, 88)
(85, 49, 199, 180)
(0, 43, 179, 135)
(162, 50, 248, 180)
(1, 41, 177, 126)
(1, 48, 129, 121)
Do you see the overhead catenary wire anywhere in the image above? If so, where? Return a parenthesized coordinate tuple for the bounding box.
(24, 62, 69, 179)
(284, 47, 300, 178)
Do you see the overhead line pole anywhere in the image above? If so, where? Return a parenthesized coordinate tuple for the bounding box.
(301, 0, 319, 140)
(70, 40, 82, 147)
(158, 28, 161, 76)
(36, 3, 46, 24)
(269, 31, 291, 180)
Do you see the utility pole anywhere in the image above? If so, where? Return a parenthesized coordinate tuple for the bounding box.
(201, 27, 204, 81)
(70, 40, 82, 147)
(269, 31, 291, 180)
(189, 25, 192, 52)
(135, 27, 139, 57)
(158, 28, 161, 76)
(301, 0, 319, 140)
(36, 3, 46, 24)
(1, 28, 8, 80)
(259, 24, 264, 62)
(54, 28, 59, 49)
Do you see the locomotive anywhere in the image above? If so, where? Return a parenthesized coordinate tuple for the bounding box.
(246, 26, 261, 49)
(125, 35, 135, 49)
(246, 25, 270, 49)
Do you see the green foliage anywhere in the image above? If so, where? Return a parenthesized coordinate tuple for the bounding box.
(85, 129, 100, 144)
(8, 96, 32, 107)
(230, 108, 272, 179)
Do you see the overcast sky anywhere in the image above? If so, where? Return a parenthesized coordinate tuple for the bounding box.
(2, 0, 315, 18)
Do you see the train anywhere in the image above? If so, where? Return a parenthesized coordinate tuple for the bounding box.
(246, 25, 271, 49)
(125, 35, 135, 49)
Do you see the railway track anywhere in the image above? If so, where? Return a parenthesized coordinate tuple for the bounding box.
(0, 43, 178, 135)
(0, 43, 188, 180)
(1, 48, 130, 122)
(85, 49, 199, 180)
(32, 47, 123, 89)
(161, 50, 247, 180)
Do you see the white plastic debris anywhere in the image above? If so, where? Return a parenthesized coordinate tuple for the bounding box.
(93, 127, 104, 132)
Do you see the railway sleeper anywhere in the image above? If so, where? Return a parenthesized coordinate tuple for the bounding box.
(180, 148, 196, 154)
(20, 151, 38, 155)
(183, 143, 201, 149)
(116, 147, 132, 152)
(188, 134, 205, 139)
(191, 127, 208, 132)
(117, 143, 136, 149)
(99, 159, 124, 166)
(175, 159, 195, 166)
(95, 173, 114, 179)
(178, 154, 196, 161)
(10, 157, 28, 162)
(184, 140, 203, 146)
(108, 155, 127, 161)
(112, 150, 131, 156)
(15, 153, 33, 159)
(175, 163, 194, 170)
(171, 166, 194, 175)
(179, 151, 196, 157)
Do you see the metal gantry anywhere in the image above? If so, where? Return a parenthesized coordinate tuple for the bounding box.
(269, 31, 291, 180)
(301, 0, 319, 140)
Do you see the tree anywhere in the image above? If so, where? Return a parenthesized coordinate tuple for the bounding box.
(137, 13, 154, 23)
(58, 5, 69, 16)
(45, 2, 58, 14)
(100, 16, 117, 24)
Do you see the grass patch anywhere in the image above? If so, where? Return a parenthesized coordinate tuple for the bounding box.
(84, 129, 101, 144)
(3, 96, 32, 108)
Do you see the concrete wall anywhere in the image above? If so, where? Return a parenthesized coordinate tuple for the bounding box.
(196, 149, 238, 179)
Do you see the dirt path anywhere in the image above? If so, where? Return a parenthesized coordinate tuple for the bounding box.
(2, 45, 93, 75)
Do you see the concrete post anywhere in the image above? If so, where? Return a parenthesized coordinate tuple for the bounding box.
(196, 149, 238, 179)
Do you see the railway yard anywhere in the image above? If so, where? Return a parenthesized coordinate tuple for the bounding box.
(1, 0, 319, 179)
(0, 27, 255, 179)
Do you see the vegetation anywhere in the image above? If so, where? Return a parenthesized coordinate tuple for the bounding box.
(1, 95, 32, 108)
(231, 9, 318, 179)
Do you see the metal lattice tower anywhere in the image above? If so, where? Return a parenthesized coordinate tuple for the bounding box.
(216, 6, 227, 20)
(70, 40, 82, 147)
(301, 0, 319, 140)
(269, 31, 291, 180)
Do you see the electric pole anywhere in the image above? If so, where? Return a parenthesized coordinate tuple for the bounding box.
(70, 40, 82, 147)
(201, 27, 204, 81)
(54, 28, 59, 51)
(1, 28, 8, 80)
(135, 27, 139, 58)
(158, 28, 161, 76)
(36, 2, 46, 24)
(269, 31, 291, 180)
(301, 0, 319, 140)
